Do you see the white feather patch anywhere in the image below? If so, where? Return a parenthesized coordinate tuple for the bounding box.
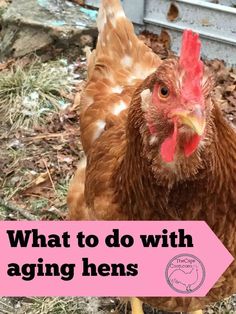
(112, 86, 123, 94)
(112, 100, 127, 116)
(141, 89, 152, 112)
(149, 135, 158, 146)
(121, 55, 133, 67)
(93, 120, 106, 142)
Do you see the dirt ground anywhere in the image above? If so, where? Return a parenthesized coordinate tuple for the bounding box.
(0, 3, 236, 314)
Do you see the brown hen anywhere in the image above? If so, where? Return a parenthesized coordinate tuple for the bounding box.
(67, 0, 236, 313)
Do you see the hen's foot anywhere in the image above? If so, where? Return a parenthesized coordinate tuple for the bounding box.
(130, 297, 144, 314)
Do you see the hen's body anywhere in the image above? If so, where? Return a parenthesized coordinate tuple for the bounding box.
(68, 0, 236, 312)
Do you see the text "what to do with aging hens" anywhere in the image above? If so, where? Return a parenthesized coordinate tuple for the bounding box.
(0, 221, 232, 297)
(6, 228, 193, 281)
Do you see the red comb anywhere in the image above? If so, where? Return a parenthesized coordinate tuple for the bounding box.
(179, 30, 204, 103)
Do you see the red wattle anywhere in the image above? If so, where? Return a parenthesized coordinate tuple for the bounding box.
(160, 121, 178, 163)
(184, 134, 201, 157)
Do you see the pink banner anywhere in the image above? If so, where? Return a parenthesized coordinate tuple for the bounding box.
(0, 221, 233, 297)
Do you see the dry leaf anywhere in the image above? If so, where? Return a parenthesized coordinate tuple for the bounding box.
(0, 59, 15, 71)
(229, 73, 236, 81)
(225, 85, 236, 93)
(34, 172, 49, 185)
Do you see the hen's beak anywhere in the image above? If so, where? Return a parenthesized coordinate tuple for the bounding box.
(172, 106, 206, 136)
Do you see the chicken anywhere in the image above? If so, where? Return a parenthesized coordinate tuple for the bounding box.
(169, 266, 199, 292)
(67, 0, 236, 313)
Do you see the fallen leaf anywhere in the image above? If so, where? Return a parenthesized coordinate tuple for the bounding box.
(225, 85, 235, 93)
(57, 153, 74, 164)
(34, 172, 49, 185)
(0, 59, 15, 71)
(229, 72, 236, 80)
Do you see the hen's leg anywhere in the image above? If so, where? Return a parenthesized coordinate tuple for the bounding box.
(130, 297, 144, 314)
(189, 310, 203, 314)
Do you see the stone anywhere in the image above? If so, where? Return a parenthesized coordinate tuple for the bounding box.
(0, 0, 98, 59)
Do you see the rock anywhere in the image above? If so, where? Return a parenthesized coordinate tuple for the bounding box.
(0, 0, 98, 59)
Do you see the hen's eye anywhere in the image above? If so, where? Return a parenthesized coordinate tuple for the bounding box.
(159, 85, 169, 98)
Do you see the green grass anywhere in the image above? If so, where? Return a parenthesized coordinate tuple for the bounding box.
(0, 59, 75, 130)
(56, 179, 70, 200)
(30, 198, 50, 212)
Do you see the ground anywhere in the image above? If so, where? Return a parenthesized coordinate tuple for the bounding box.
(0, 2, 236, 314)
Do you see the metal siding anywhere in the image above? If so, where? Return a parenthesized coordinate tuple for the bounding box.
(144, 0, 236, 65)
(122, 0, 145, 24)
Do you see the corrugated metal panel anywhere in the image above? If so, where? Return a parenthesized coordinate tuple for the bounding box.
(145, 0, 236, 44)
(202, 0, 236, 5)
(122, 0, 145, 24)
(85, 0, 236, 65)
(145, 0, 236, 65)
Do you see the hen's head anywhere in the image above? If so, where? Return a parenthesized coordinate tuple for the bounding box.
(141, 30, 214, 163)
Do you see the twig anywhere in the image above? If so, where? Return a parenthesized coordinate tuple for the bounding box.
(43, 207, 66, 220)
(0, 308, 11, 314)
(42, 159, 56, 193)
(0, 299, 14, 311)
(0, 198, 37, 220)
(21, 132, 75, 141)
